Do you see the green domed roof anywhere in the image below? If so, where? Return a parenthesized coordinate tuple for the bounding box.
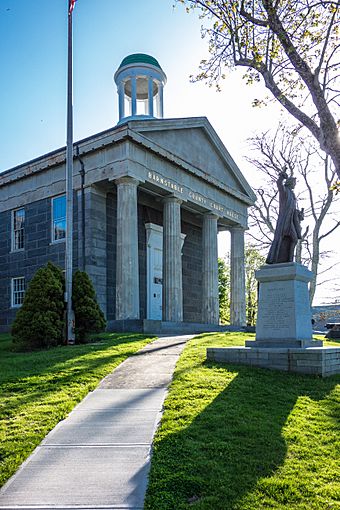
(119, 53, 162, 70)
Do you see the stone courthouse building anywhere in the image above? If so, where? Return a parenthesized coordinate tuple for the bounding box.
(0, 54, 256, 333)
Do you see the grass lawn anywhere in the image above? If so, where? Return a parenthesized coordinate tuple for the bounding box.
(0, 332, 153, 487)
(145, 332, 340, 510)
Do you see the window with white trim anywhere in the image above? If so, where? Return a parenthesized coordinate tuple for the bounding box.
(52, 195, 66, 242)
(12, 208, 25, 251)
(12, 277, 25, 307)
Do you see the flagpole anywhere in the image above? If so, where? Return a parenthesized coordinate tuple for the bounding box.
(66, 0, 75, 344)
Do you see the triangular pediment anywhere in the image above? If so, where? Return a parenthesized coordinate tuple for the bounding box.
(126, 117, 256, 204)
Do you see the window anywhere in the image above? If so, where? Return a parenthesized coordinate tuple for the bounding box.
(52, 195, 66, 242)
(12, 208, 25, 251)
(12, 277, 25, 307)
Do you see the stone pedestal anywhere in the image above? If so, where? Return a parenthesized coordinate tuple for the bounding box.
(206, 262, 340, 377)
(245, 262, 322, 348)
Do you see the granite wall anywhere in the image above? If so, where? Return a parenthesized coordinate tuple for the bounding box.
(0, 190, 204, 331)
(0, 194, 78, 332)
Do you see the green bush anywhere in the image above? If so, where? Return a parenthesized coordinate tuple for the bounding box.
(12, 262, 65, 350)
(72, 271, 106, 343)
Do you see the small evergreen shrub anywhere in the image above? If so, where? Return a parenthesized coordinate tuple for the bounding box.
(72, 271, 106, 343)
(12, 262, 65, 350)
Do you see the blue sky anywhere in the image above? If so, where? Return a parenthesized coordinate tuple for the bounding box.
(0, 0, 279, 174)
(1, 0, 337, 303)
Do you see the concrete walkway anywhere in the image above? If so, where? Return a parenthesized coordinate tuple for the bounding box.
(0, 335, 194, 510)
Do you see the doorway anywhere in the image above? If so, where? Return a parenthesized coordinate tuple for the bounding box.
(146, 223, 163, 320)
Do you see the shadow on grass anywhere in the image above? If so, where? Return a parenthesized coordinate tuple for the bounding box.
(0, 332, 153, 486)
(145, 361, 338, 510)
(0, 332, 151, 410)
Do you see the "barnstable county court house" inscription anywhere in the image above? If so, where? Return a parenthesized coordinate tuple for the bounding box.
(147, 171, 240, 221)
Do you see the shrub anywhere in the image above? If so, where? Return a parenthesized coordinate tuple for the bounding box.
(12, 262, 65, 350)
(72, 271, 106, 343)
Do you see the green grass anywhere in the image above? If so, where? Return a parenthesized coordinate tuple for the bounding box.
(0, 332, 153, 487)
(145, 332, 340, 510)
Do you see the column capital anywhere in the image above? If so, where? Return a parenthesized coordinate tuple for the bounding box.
(229, 225, 246, 232)
(115, 176, 139, 187)
(203, 212, 219, 221)
(163, 194, 182, 205)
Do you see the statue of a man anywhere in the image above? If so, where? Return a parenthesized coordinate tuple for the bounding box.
(266, 171, 303, 264)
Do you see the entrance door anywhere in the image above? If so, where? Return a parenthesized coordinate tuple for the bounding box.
(146, 223, 163, 320)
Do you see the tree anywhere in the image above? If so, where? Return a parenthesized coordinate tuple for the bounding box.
(72, 271, 106, 343)
(12, 262, 65, 350)
(246, 125, 340, 303)
(218, 257, 230, 323)
(182, 1, 340, 179)
(245, 245, 265, 325)
(218, 246, 264, 325)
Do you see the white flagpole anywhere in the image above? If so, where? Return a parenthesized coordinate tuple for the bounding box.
(65, 0, 75, 344)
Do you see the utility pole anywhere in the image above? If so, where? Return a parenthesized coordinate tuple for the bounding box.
(65, 0, 76, 344)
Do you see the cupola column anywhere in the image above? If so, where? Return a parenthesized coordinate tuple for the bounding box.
(131, 77, 137, 116)
(115, 177, 140, 320)
(163, 196, 183, 322)
(148, 77, 154, 117)
(118, 82, 125, 120)
(159, 83, 164, 118)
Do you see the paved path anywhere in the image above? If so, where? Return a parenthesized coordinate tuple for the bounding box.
(0, 335, 193, 510)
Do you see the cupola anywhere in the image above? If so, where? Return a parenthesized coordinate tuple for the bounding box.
(114, 53, 167, 124)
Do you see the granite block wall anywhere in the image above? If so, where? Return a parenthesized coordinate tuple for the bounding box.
(106, 191, 117, 321)
(182, 213, 203, 323)
(0, 189, 205, 331)
(0, 194, 78, 332)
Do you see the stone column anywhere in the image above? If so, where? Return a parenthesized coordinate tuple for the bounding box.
(230, 226, 246, 327)
(115, 177, 140, 320)
(163, 196, 183, 322)
(202, 214, 219, 324)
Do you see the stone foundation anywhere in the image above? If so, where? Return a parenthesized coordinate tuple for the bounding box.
(207, 346, 340, 377)
(107, 319, 233, 335)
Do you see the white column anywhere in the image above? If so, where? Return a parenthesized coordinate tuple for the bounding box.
(115, 177, 140, 319)
(148, 77, 154, 117)
(118, 82, 125, 121)
(202, 214, 219, 324)
(163, 196, 183, 322)
(230, 226, 246, 327)
(159, 83, 164, 118)
(131, 77, 137, 116)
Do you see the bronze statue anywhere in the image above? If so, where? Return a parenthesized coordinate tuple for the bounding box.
(266, 171, 303, 264)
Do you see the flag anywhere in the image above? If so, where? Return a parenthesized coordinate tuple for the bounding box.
(69, 0, 76, 15)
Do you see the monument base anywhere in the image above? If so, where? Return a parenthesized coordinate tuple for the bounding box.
(245, 338, 323, 348)
(207, 346, 340, 377)
(255, 262, 315, 345)
(206, 262, 340, 376)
